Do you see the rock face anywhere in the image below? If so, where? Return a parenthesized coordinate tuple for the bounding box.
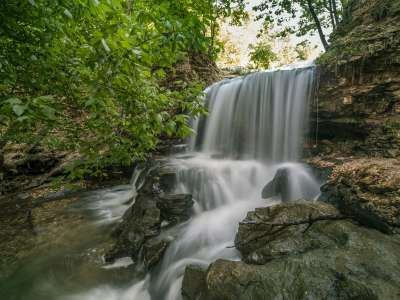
(311, 0, 400, 158)
(105, 160, 193, 270)
(306, 0, 400, 234)
(320, 158, 400, 233)
(183, 201, 400, 300)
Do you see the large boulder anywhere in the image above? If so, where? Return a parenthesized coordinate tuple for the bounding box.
(235, 201, 344, 264)
(182, 201, 400, 299)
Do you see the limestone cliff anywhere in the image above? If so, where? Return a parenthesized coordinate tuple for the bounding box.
(312, 0, 400, 158)
(307, 0, 400, 234)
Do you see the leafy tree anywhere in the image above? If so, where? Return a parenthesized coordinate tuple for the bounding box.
(218, 35, 242, 67)
(0, 0, 244, 179)
(202, 0, 248, 57)
(248, 41, 277, 69)
(294, 40, 315, 60)
(254, 0, 346, 51)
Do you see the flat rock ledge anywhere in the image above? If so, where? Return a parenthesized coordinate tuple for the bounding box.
(182, 201, 400, 300)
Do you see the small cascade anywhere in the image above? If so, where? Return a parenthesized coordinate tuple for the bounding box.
(68, 64, 321, 300)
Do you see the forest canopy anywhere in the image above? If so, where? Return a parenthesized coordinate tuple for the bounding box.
(254, 0, 347, 50)
(0, 0, 245, 180)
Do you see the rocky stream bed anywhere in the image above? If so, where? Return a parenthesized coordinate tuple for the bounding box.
(1, 0, 400, 299)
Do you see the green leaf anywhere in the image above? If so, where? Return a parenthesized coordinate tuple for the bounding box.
(16, 116, 30, 122)
(42, 106, 56, 120)
(64, 9, 73, 19)
(12, 104, 27, 116)
(6, 98, 22, 105)
(85, 98, 96, 107)
(166, 120, 176, 137)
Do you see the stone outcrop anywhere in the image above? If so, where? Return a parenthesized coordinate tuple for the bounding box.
(311, 0, 400, 158)
(183, 201, 400, 300)
(306, 0, 400, 235)
(320, 158, 400, 233)
(235, 201, 345, 265)
(105, 160, 193, 270)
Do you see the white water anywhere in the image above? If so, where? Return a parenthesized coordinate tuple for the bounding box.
(68, 65, 321, 300)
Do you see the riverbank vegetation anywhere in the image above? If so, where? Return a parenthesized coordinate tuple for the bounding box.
(0, 0, 246, 183)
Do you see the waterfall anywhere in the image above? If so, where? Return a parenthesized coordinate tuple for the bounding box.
(192, 66, 315, 162)
(68, 64, 321, 300)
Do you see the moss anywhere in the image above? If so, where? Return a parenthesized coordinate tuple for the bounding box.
(371, 2, 390, 21)
(384, 120, 400, 141)
(315, 50, 337, 66)
(316, 44, 363, 66)
(373, 0, 400, 19)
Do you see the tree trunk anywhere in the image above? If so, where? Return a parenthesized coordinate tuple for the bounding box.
(332, 0, 340, 25)
(328, 0, 337, 30)
(208, 0, 216, 56)
(209, 20, 216, 56)
(306, 0, 330, 51)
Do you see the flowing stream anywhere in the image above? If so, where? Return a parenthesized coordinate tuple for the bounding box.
(0, 64, 321, 300)
(69, 64, 320, 300)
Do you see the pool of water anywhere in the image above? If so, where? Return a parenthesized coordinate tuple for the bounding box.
(0, 185, 141, 300)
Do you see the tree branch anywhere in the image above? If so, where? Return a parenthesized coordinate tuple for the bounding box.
(306, 0, 330, 51)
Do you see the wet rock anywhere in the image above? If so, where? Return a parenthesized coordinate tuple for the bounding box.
(183, 201, 400, 300)
(157, 165, 179, 194)
(106, 192, 193, 264)
(170, 144, 189, 154)
(261, 168, 290, 201)
(105, 161, 193, 269)
(182, 264, 207, 300)
(319, 158, 400, 233)
(143, 238, 169, 269)
(104, 194, 161, 263)
(157, 194, 193, 225)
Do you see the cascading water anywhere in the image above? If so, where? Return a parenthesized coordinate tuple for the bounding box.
(193, 66, 315, 162)
(68, 64, 321, 300)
